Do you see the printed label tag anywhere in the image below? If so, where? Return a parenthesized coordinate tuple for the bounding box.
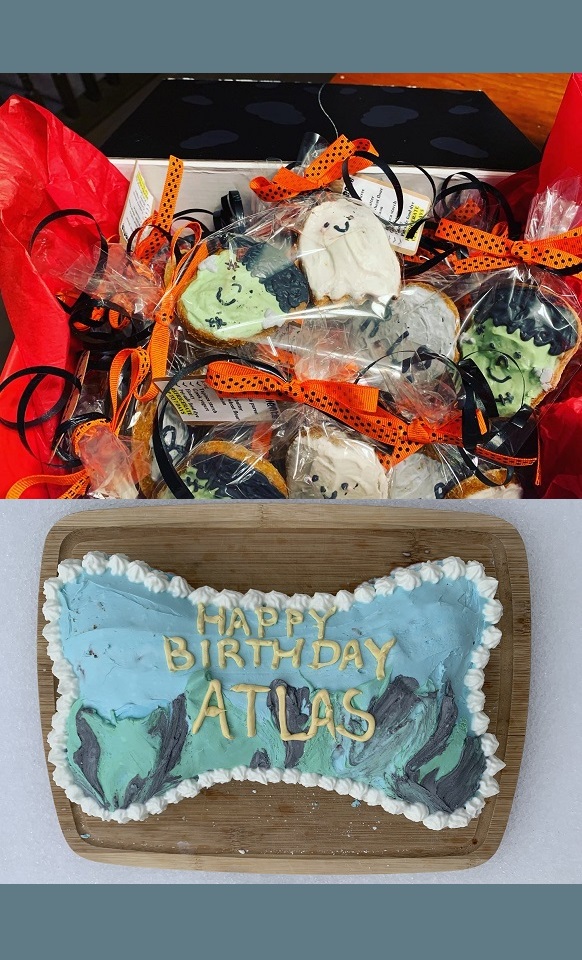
(119, 162, 155, 246)
(351, 174, 431, 255)
(154, 378, 279, 425)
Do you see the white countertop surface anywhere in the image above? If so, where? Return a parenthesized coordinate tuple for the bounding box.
(1, 498, 581, 884)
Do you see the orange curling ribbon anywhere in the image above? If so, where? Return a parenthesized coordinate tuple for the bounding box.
(6, 348, 151, 500)
(205, 361, 537, 471)
(435, 218, 582, 274)
(250, 135, 379, 202)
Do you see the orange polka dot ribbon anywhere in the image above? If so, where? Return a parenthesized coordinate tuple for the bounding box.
(204, 361, 537, 471)
(6, 347, 150, 499)
(134, 156, 184, 264)
(250, 135, 379, 202)
(435, 217, 582, 274)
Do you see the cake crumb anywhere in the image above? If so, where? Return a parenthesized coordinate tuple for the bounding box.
(372, 826, 378, 831)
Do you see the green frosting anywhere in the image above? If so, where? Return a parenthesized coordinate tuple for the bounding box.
(418, 718, 468, 782)
(460, 316, 560, 416)
(157, 466, 221, 500)
(179, 250, 284, 341)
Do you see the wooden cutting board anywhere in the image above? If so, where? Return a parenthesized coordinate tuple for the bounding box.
(37, 503, 530, 874)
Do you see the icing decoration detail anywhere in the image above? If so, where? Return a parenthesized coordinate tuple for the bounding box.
(178, 245, 309, 344)
(298, 197, 401, 304)
(44, 553, 506, 829)
(286, 425, 390, 500)
(459, 281, 580, 417)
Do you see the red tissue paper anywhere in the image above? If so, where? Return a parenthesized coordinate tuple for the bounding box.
(0, 95, 128, 497)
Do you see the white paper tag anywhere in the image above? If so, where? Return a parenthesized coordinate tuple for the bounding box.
(351, 174, 431, 255)
(154, 378, 279, 425)
(119, 162, 155, 246)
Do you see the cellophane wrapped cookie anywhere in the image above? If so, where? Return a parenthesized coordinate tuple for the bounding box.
(449, 178, 582, 419)
(164, 187, 409, 351)
(153, 421, 288, 500)
(284, 410, 390, 500)
(386, 444, 523, 500)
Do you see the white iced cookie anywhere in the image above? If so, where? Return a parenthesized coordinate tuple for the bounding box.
(286, 425, 390, 499)
(381, 282, 460, 358)
(298, 197, 401, 304)
(388, 451, 445, 499)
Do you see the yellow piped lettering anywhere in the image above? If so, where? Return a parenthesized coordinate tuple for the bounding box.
(217, 638, 245, 669)
(286, 609, 303, 637)
(306, 689, 336, 739)
(200, 638, 210, 668)
(197, 603, 226, 637)
(231, 683, 270, 737)
(363, 637, 396, 680)
(245, 638, 275, 667)
(271, 638, 305, 669)
(163, 636, 195, 672)
(256, 606, 278, 639)
(192, 679, 233, 740)
(339, 639, 364, 671)
(337, 688, 376, 742)
(225, 606, 251, 637)
(275, 684, 309, 742)
(308, 607, 337, 639)
(310, 639, 341, 669)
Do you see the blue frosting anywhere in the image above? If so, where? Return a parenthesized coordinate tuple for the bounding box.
(56, 562, 491, 816)
(58, 570, 484, 723)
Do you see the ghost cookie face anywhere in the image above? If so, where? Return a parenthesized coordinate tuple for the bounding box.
(286, 425, 389, 499)
(178, 242, 309, 346)
(298, 197, 401, 305)
(459, 279, 581, 417)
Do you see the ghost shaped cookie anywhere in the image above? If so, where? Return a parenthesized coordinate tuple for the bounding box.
(298, 197, 401, 305)
(286, 424, 390, 499)
(178, 241, 309, 346)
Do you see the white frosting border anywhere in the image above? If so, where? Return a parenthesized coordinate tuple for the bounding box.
(43, 552, 505, 830)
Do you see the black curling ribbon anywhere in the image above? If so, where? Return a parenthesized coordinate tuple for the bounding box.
(0, 366, 82, 461)
(30, 208, 154, 351)
(402, 171, 522, 277)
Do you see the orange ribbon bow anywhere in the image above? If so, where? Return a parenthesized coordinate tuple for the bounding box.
(204, 361, 537, 471)
(6, 348, 150, 499)
(250, 135, 379, 202)
(435, 218, 582, 274)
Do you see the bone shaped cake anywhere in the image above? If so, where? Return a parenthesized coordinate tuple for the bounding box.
(43, 552, 504, 829)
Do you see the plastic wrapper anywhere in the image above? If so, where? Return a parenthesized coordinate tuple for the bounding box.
(36, 237, 164, 329)
(153, 421, 288, 500)
(386, 443, 524, 500)
(161, 187, 406, 351)
(283, 409, 390, 500)
(128, 395, 196, 498)
(75, 421, 139, 499)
